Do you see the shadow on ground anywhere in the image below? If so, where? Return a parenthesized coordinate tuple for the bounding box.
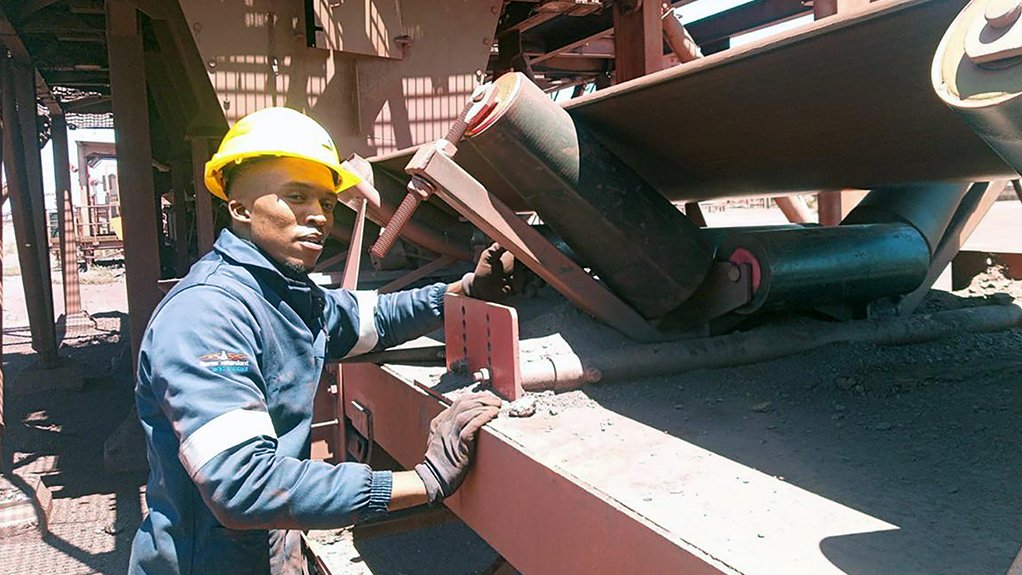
(1, 311, 146, 575)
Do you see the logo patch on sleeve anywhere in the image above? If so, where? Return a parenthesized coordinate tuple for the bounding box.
(198, 350, 251, 373)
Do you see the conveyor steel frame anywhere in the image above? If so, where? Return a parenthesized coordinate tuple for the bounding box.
(340, 362, 728, 575)
(404, 142, 663, 342)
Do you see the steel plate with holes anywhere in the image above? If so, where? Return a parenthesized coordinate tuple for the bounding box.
(444, 294, 522, 401)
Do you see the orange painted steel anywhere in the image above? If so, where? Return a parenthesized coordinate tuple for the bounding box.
(341, 362, 728, 575)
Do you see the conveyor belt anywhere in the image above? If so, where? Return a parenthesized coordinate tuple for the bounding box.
(372, 0, 1012, 209)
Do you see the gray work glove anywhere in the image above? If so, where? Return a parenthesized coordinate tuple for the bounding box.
(414, 392, 501, 505)
(462, 243, 519, 302)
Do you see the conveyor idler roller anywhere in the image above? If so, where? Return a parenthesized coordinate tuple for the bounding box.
(722, 224, 930, 314)
(463, 72, 712, 319)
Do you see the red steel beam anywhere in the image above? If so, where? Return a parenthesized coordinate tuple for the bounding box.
(2, 56, 58, 365)
(0, 78, 5, 462)
(612, 0, 665, 83)
(50, 114, 83, 316)
(106, 0, 164, 366)
(341, 363, 727, 575)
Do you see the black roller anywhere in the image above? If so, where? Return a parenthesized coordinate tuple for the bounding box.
(721, 224, 930, 314)
(841, 182, 972, 255)
(463, 72, 712, 319)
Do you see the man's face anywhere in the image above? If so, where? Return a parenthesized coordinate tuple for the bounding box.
(227, 157, 338, 274)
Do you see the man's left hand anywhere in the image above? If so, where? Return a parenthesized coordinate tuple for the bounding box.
(462, 243, 519, 301)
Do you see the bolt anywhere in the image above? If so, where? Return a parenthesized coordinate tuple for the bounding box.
(472, 367, 492, 384)
(728, 265, 741, 282)
(986, 0, 1021, 30)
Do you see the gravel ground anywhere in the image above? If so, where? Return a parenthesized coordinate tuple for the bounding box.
(485, 265, 1022, 574)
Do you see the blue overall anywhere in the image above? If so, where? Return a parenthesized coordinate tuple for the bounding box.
(129, 230, 446, 574)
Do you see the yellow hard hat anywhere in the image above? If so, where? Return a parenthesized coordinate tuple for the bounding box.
(204, 107, 361, 200)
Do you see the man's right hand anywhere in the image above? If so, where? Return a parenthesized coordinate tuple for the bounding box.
(414, 392, 501, 504)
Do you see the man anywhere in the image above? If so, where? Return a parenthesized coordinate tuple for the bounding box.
(129, 107, 510, 574)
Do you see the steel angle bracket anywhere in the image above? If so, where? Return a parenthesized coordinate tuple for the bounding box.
(445, 293, 523, 401)
(404, 143, 663, 343)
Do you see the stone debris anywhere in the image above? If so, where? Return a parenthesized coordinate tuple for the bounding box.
(508, 395, 537, 417)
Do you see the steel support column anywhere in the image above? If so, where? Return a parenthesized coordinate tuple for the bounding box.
(774, 195, 812, 224)
(818, 190, 866, 226)
(1, 56, 57, 365)
(76, 143, 90, 238)
(0, 76, 5, 465)
(190, 137, 215, 253)
(107, 0, 163, 364)
(613, 0, 665, 83)
(50, 115, 83, 316)
(12, 59, 55, 314)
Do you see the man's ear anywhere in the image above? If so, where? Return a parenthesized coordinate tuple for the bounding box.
(227, 198, 252, 224)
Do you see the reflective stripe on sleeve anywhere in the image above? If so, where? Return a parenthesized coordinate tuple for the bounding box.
(343, 290, 380, 358)
(178, 409, 277, 478)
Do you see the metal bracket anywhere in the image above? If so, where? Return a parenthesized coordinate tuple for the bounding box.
(346, 400, 373, 464)
(445, 294, 523, 401)
(658, 262, 753, 332)
(405, 142, 663, 342)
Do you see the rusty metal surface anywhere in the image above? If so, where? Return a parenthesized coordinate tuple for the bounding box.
(444, 294, 522, 401)
(365, 167, 475, 262)
(375, 0, 1011, 205)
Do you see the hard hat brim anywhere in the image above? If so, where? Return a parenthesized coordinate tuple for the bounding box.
(204, 152, 362, 201)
